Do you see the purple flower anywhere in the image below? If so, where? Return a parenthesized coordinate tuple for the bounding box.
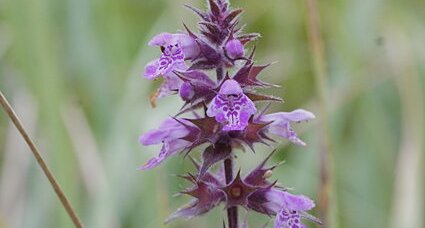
(207, 79, 256, 131)
(144, 33, 187, 80)
(139, 118, 195, 170)
(259, 109, 315, 146)
(264, 189, 316, 228)
(144, 33, 200, 100)
(147, 32, 199, 66)
(225, 39, 245, 59)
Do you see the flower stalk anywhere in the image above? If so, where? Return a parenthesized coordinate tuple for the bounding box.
(0, 90, 83, 228)
(224, 157, 238, 228)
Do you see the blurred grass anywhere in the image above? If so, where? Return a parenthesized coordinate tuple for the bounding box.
(0, 0, 424, 228)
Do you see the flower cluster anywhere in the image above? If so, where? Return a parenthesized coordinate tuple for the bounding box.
(139, 1, 320, 227)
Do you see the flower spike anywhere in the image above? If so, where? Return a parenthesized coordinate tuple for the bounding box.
(139, 0, 318, 227)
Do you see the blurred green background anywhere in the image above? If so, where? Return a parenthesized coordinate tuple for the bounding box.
(0, 0, 424, 227)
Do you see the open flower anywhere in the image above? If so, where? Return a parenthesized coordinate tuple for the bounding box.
(144, 33, 200, 99)
(259, 109, 315, 146)
(207, 79, 256, 131)
(264, 189, 317, 228)
(139, 118, 196, 170)
(144, 34, 184, 80)
(144, 32, 200, 79)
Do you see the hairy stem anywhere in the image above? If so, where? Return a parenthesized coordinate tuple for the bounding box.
(0, 90, 83, 228)
(216, 67, 224, 81)
(224, 157, 238, 228)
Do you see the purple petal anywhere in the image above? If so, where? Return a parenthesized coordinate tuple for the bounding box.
(207, 80, 256, 131)
(260, 109, 315, 146)
(219, 79, 243, 95)
(149, 33, 199, 59)
(283, 192, 315, 211)
(139, 129, 169, 146)
(269, 122, 306, 146)
(174, 33, 200, 59)
(207, 94, 256, 131)
(265, 189, 315, 212)
(139, 139, 188, 170)
(156, 73, 184, 99)
(145, 34, 188, 81)
(144, 60, 160, 80)
(139, 118, 190, 145)
(148, 32, 174, 47)
(274, 208, 304, 228)
(156, 55, 177, 75)
(263, 109, 315, 123)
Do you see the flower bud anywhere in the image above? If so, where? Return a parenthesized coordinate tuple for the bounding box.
(179, 82, 195, 101)
(225, 39, 244, 59)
